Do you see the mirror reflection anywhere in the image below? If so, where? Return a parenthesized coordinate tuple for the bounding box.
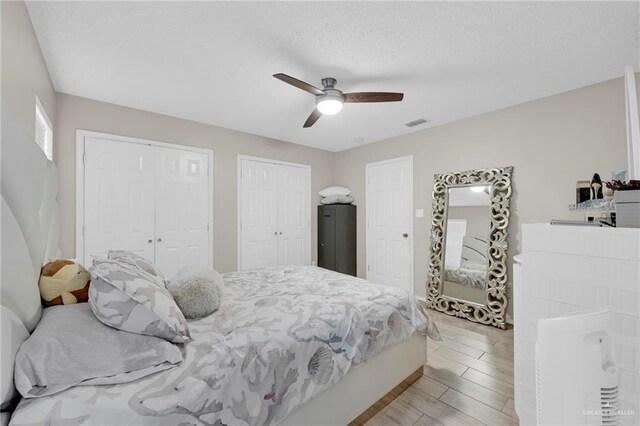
(442, 185, 490, 305)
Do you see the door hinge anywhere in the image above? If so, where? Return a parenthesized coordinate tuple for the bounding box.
(367, 264, 370, 271)
(82, 152, 86, 164)
(207, 166, 211, 176)
(207, 222, 210, 231)
(82, 225, 85, 237)
(240, 221, 242, 230)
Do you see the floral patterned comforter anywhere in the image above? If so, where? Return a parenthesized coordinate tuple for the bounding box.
(10, 266, 440, 426)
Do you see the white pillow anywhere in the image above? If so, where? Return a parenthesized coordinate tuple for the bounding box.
(318, 186, 351, 197)
(320, 195, 354, 205)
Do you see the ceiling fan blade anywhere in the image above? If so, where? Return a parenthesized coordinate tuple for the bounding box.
(303, 109, 322, 128)
(273, 73, 325, 96)
(344, 92, 404, 103)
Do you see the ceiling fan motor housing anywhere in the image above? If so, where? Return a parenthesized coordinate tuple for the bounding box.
(321, 77, 338, 89)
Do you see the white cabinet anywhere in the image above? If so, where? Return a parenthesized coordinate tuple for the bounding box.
(238, 157, 310, 270)
(78, 133, 212, 278)
(515, 224, 640, 426)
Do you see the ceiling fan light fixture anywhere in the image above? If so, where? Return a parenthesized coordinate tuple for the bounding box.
(316, 95, 344, 115)
(273, 73, 404, 127)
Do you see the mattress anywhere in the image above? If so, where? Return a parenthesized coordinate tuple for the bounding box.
(10, 265, 439, 426)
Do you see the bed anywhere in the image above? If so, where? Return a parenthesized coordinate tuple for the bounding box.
(8, 266, 438, 425)
(1, 111, 440, 426)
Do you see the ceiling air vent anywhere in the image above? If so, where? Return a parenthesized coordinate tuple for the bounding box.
(405, 118, 429, 128)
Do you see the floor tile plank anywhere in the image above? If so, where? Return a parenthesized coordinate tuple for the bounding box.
(502, 398, 518, 420)
(434, 346, 514, 384)
(439, 338, 485, 359)
(424, 365, 509, 411)
(384, 399, 423, 425)
(427, 353, 469, 376)
(398, 386, 483, 426)
(436, 322, 499, 345)
(439, 389, 517, 426)
(461, 368, 515, 398)
(412, 376, 449, 399)
(413, 413, 445, 426)
(478, 352, 514, 369)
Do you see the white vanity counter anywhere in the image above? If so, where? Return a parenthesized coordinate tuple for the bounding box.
(514, 224, 640, 425)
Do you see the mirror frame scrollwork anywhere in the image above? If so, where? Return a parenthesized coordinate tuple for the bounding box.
(426, 166, 513, 329)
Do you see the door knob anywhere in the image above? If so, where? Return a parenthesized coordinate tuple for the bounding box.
(274, 231, 278, 236)
(157, 238, 162, 243)
(403, 233, 408, 238)
(147, 239, 153, 244)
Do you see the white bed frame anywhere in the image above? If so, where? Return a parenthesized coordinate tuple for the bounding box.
(0, 107, 429, 425)
(283, 334, 426, 425)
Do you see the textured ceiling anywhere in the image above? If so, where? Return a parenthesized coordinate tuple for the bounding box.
(27, 1, 639, 152)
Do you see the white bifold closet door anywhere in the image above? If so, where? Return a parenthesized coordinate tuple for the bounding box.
(82, 136, 210, 277)
(239, 158, 310, 270)
(84, 137, 156, 261)
(154, 147, 210, 278)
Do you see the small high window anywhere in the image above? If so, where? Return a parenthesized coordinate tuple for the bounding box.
(35, 96, 53, 160)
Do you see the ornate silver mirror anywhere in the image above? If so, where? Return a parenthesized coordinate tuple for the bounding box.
(426, 167, 513, 329)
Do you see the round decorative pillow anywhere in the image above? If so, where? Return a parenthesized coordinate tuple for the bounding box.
(167, 265, 224, 319)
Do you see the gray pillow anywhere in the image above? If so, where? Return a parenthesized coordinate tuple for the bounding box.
(89, 259, 191, 343)
(167, 265, 224, 319)
(14, 304, 183, 398)
(320, 194, 354, 205)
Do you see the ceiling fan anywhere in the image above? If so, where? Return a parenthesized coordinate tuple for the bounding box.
(273, 73, 404, 128)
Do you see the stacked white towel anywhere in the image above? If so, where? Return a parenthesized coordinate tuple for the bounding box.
(318, 186, 354, 205)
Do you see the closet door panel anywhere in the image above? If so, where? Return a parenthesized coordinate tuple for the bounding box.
(240, 160, 278, 270)
(155, 147, 210, 278)
(84, 137, 155, 263)
(277, 165, 310, 266)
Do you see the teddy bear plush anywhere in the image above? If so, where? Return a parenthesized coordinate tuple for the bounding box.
(39, 259, 91, 307)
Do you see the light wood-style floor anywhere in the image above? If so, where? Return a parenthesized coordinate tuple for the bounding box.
(366, 309, 517, 426)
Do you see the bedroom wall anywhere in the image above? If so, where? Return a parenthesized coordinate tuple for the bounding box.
(334, 75, 637, 319)
(54, 93, 335, 273)
(1, 0, 56, 140)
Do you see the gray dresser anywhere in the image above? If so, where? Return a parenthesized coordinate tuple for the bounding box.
(317, 204, 356, 276)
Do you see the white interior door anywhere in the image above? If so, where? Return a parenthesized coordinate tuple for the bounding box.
(155, 146, 211, 278)
(366, 156, 413, 294)
(83, 137, 155, 263)
(277, 164, 311, 266)
(239, 159, 279, 270)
